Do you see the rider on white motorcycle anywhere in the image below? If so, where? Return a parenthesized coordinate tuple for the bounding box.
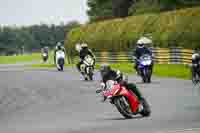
(99, 64, 143, 102)
(54, 42, 66, 64)
(76, 43, 96, 75)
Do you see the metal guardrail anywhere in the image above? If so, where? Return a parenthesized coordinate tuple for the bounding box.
(68, 48, 194, 64)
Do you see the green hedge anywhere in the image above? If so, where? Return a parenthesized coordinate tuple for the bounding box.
(65, 7, 200, 52)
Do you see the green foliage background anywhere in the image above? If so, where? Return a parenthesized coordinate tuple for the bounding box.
(0, 21, 80, 55)
(65, 7, 200, 53)
(87, 0, 200, 22)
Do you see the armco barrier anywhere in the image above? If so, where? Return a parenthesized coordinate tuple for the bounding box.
(68, 48, 194, 64)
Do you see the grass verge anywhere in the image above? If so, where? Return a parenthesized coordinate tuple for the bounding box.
(96, 63, 191, 80)
(30, 63, 73, 68)
(28, 63, 191, 79)
(0, 51, 70, 65)
(0, 53, 41, 64)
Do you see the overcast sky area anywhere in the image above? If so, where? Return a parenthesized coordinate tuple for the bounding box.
(0, 0, 88, 26)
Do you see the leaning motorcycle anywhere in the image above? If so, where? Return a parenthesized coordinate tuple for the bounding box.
(55, 50, 65, 71)
(96, 80, 151, 119)
(137, 54, 153, 83)
(80, 55, 95, 80)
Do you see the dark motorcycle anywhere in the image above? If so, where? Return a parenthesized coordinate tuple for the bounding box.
(137, 54, 153, 83)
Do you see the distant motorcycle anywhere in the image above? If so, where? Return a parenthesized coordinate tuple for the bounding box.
(55, 50, 65, 71)
(42, 52, 48, 63)
(136, 54, 153, 83)
(96, 80, 151, 119)
(80, 55, 95, 80)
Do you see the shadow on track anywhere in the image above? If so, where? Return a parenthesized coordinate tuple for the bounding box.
(135, 81, 160, 85)
(103, 116, 144, 121)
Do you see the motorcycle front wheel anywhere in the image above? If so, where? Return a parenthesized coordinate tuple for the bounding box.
(141, 69, 147, 83)
(114, 96, 133, 119)
(88, 68, 94, 80)
(146, 67, 152, 83)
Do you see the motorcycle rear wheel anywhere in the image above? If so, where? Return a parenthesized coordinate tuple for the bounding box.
(140, 98, 151, 117)
(60, 65, 63, 71)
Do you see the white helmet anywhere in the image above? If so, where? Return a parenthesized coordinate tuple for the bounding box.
(75, 43, 82, 52)
(192, 53, 200, 60)
(81, 43, 88, 48)
(137, 37, 152, 48)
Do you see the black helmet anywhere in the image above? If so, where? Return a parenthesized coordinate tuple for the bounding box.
(100, 64, 111, 76)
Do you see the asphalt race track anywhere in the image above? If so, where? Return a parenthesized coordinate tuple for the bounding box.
(0, 66, 200, 133)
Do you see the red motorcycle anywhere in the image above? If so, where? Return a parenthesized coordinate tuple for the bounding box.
(96, 80, 151, 118)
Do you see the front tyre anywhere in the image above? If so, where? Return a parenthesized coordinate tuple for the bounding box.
(114, 96, 133, 119)
(146, 67, 152, 83)
(60, 64, 64, 71)
(140, 69, 146, 83)
(192, 68, 199, 84)
(89, 67, 94, 80)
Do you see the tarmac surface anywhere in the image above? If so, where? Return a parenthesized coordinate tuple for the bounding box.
(0, 66, 200, 133)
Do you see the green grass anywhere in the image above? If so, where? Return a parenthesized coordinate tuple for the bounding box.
(95, 63, 191, 79)
(24, 61, 192, 79)
(153, 64, 191, 79)
(0, 51, 70, 65)
(0, 53, 42, 64)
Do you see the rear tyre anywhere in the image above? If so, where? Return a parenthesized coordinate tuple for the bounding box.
(58, 58, 64, 71)
(142, 77, 146, 83)
(60, 65, 64, 71)
(114, 97, 133, 119)
(140, 98, 151, 117)
(43, 57, 48, 63)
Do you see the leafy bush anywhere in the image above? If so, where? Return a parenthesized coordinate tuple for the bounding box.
(65, 7, 200, 53)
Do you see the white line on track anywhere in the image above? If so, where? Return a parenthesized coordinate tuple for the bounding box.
(157, 128, 200, 133)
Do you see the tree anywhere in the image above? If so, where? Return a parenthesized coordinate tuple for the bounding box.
(87, 0, 200, 21)
(112, 0, 134, 17)
(87, 0, 114, 21)
(0, 21, 81, 54)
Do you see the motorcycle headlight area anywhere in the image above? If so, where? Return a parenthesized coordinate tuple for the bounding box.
(141, 60, 152, 66)
(84, 58, 94, 66)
